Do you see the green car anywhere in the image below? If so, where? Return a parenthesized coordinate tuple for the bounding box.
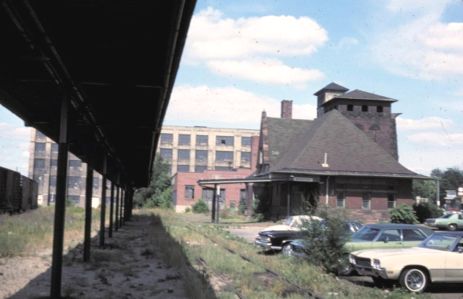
(345, 223, 434, 252)
(286, 223, 434, 274)
(425, 213, 463, 231)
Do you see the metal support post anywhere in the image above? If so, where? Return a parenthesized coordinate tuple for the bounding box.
(108, 181, 114, 238)
(83, 165, 93, 262)
(115, 185, 120, 230)
(50, 95, 69, 299)
(211, 184, 216, 223)
(120, 188, 125, 226)
(216, 184, 220, 224)
(99, 156, 107, 248)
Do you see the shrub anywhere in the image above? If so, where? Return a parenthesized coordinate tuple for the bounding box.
(390, 204, 418, 224)
(192, 199, 209, 214)
(184, 207, 191, 213)
(413, 202, 443, 223)
(300, 211, 350, 274)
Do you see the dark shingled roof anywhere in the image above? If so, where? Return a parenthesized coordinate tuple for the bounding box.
(270, 110, 423, 178)
(266, 117, 313, 166)
(314, 82, 349, 96)
(329, 89, 397, 103)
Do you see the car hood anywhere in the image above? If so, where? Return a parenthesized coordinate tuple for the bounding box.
(352, 247, 436, 259)
(260, 224, 298, 232)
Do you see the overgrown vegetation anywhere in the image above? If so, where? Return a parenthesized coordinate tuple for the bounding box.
(192, 199, 209, 213)
(151, 209, 430, 299)
(133, 157, 172, 209)
(413, 202, 443, 223)
(0, 206, 99, 257)
(300, 209, 350, 274)
(389, 204, 418, 224)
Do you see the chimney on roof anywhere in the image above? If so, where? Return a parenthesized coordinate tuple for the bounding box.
(281, 100, 293, 119)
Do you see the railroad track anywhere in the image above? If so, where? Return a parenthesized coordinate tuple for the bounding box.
(184, 223, 324, 299)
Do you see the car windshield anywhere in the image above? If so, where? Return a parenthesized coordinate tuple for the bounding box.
(420, 234, 459, 251)
(351, 227, 380, 241)
(441, 214, 454, 219)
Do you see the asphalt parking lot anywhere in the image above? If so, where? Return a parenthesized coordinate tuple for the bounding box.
(228, 225, 463, 299)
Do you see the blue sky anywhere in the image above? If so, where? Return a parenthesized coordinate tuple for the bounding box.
(1, 0, 462, 176)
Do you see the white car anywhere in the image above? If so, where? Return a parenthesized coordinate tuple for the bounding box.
(259, 215, 323, 232)
(349, 231, 463, 293)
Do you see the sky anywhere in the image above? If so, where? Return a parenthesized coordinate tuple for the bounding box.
(1, 0, 463, 177)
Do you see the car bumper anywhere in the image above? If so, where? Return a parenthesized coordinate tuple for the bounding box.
(352, 264, 388, 279)
(254, 239, 282, 251)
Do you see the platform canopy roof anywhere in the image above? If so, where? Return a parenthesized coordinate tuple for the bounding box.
(0, 0, 196, 187)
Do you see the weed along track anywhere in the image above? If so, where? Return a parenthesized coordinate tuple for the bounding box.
(182, 223, 323, 299)
(157, 210, 433, 299)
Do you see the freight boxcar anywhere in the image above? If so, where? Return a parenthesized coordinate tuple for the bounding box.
(0, 166, 38, 213)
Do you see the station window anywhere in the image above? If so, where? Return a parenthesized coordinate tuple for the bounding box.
(377, 105, 383, 113)
(347, 104, 353, 111)
(185, 185, 195, 200)
(362, 105, 368, 112)
(337, 192, 345, 208)
(387, 194, 396, 209)
(362, 193, 371, 209)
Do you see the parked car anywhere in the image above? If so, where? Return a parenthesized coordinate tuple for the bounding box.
(254, 215, 323, 252)
(286, 223, 433, 274)
(349, 231, 463, 293)
(425, 213, 463, 231)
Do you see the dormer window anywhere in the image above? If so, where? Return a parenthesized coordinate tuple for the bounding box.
(362, 105, 368, 112)
(377, 105, 383, 113)
(347, 104, 353, 111)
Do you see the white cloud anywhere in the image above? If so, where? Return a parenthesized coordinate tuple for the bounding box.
(337, 37, 359, 49)
(407, 132, 463, 146)
(397, 116, 453, 130)
(184, 7, 327, 85)
(206, 59, 324, 88)
(386, 0, 450, 16)
(0, 122, 31, 175)
(372, 1, 463, 80)
(165, 85, 315, 128)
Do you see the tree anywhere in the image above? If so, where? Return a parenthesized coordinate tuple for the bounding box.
(413, 179, 436, 201)
(134, 157, 172, 208)
(430, 167, 463, 205)
(390, 204, 418, 224)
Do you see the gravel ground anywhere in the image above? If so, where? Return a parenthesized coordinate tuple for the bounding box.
(1, 215, 188, 299)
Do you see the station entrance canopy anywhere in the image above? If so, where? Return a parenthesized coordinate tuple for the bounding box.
(0, 0, 196, 187)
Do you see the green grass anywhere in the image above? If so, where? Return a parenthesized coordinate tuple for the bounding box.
(150, 209, 431, 299)
(0, 206, 99, 257)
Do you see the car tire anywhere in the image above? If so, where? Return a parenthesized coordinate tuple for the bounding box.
(399, 267, 429, 293)
(282, 244, 293, 257)
(448, 224, 457, 231)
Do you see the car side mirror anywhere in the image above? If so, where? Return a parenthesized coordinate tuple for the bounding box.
(383, 236, 389, 243)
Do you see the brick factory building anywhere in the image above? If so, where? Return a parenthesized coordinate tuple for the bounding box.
(157, 126, 259, 212)
(29, 125, 259, 209)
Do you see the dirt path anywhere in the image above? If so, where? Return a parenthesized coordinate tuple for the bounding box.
(1, 215, 189, 299)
